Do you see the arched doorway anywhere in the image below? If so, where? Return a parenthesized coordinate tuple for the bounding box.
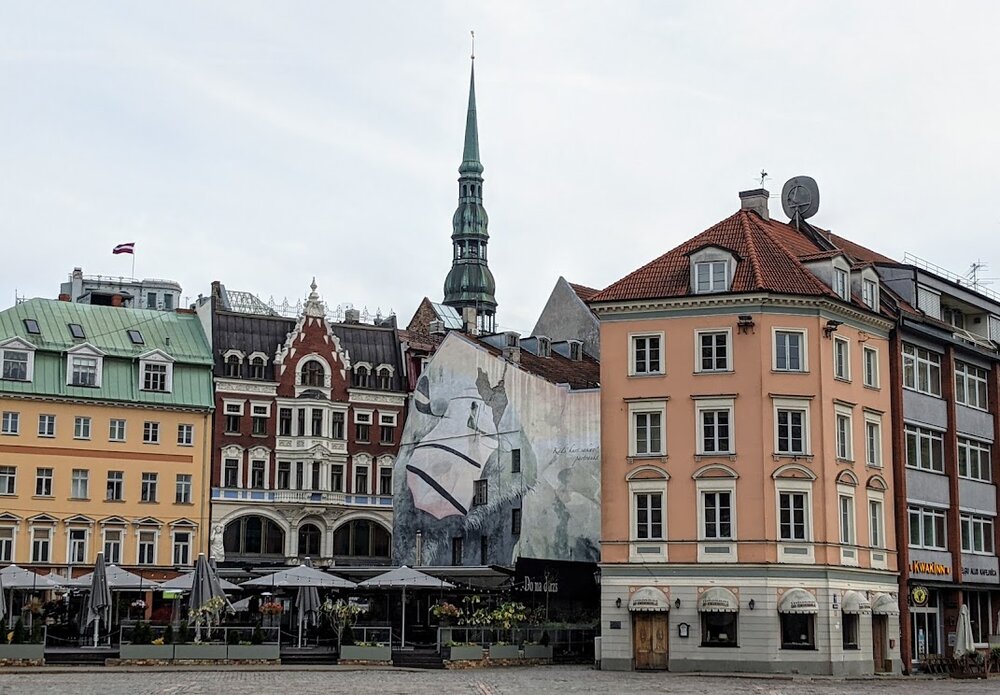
(223, 515, 285, 561)
(297, 523, 322, 557)
(332, 519, 391, 560)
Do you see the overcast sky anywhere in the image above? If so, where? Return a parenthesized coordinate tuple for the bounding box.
(2, 2, 998, 333)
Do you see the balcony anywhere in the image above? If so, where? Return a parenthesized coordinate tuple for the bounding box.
(211, 487, 392, 508)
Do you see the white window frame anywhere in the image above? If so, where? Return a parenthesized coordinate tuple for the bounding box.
(905, 423, 945, 473)
(955, 362, 989, 411)
(629, 332, 664, 376)
(694, 329, 732, 373)
(109, 418, 127, 442)
(249, 460, 267, 490)
(74, 416, 92, 440)
(958, 437, 992, 483)
(863, 345, 880, 388)
(66, 344, 105, 388)
(628, 400, 667, 457)
(102, 526, 123, 564)
(138, 350, 175, 393)
(136, 528, 158, 565)
(30, 525, 52, 563)
(0, 339, 36, 382)
(0, 465, 15, 495)
(908, 505, 947, 550)
(352, 461, 370, 495)
(38, 414, 56, 437)
(71, 469, 89, 499)
(140, 472, 158, 502)
(172, 529, 192, 566)
(175, 473, 192, 504)
(695, 475, 737, 562)
(838, 488, 856, 546)
(694, 259, 730, 294)
(143, 421, 160, 444)
(868, 493, 885, 550)
(66, 526, 89, 565)
(772, 329, 808, 372)
(775, 477, 815, 564)
(864, 413, 883, 468)
(835, 404, 854, 461)
(35, 467, 53, 496)
(773, 397, 811, 456)
(627, 473, 669, 561)
(0, 525, 16, 562)
(833, 336, 851, 381)
(960, 514, 995, 555)
(862, 278, 879, 310)
(1, 411, 19, 435)
(695, 397, 734, 455)
(223, 458, 242, 489)
(106, 471, 124, 501)
(902, 344, 941, 397)
(177, 423, 194, 446)
(833, 267, 850, 300)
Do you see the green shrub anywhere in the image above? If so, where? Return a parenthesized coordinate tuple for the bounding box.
(177, 621, 189, 644)
(251, 626, 265, 645)
(227, 629, 240, 645)
(131, 622, 152, 645)
(30, 621, 43, 644)
(11, 619, 27, 645)
(162, 625, 174, 644)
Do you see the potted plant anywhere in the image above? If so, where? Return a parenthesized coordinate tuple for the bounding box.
(339, 641, 391, 662)
(227, 627, 279, 661)
(121, 622, 174, 661)
(0, 618, 45, 662)
(431, 601, 462, 627)
(488, 601, 527, 659)
(323, 599, 367, 655)
(445, 640, 485, 661)
(488, 640, 520, 660)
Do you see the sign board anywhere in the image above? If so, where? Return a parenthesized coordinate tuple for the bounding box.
(910, 560, 949, 577)
(910, 586, 929, 607)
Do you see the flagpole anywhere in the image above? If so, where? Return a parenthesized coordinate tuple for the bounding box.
(131, 252, 135, 281)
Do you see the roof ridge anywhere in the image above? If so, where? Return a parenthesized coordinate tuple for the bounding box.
(749, 215, 836, 297)
(738, 211, 766, 290)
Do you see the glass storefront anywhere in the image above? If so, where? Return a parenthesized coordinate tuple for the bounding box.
(910, 590, 941, 663)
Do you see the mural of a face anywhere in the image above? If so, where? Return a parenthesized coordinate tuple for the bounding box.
(405, 386, 498, 519)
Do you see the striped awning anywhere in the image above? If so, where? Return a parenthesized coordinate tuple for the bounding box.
(871, 593, 900, 616)
(698, 587, 739, 613)
(841, 591, 872, 615)
(628, 587, 670, 612)
(778, 588, 818, 614)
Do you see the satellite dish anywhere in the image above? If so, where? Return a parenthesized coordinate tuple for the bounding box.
(781, 176, 820, 221)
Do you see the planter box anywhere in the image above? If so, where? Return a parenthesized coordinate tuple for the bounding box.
(446, 645, 484, 661)
(227, 644, 280, 660)
(489, 644, 521, 660)
(339, 645, 391, 661)
(120, 644, 175, 660)
(174, 643, 228, 660)
(0, 644, 45, 660)
(523, 645, 553, 659)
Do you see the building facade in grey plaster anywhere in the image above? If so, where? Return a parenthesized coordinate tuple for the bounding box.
(531, 277, 602, 360)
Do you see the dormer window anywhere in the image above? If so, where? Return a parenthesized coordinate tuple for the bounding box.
(538, 337, 551, 358)
(376, 366, 393, 390)
(1, 349, 30, 381)
(138, 350, 174, 393)
(70, 355, 99, 387)
(225, 354, 241, 378)
(695, 260, 729, 293)
(353, 365, 370, 389)
(862, 279, 878, 310)
(833, 268, 849, 300)
(569, 340, 583, 361)
(250, 356, 266, 380)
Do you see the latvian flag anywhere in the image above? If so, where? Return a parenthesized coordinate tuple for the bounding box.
(112, 242, 135, 255)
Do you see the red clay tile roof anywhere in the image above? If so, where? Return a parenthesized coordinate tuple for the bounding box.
(825, 232, 897, 266)
(469, 335, 601, 390)
(568, 282, 601, 302)
(591, 210, 838, 303)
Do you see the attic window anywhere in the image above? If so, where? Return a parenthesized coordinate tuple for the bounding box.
(834, 268, 850, 300)
(127, 330, 144, 345)
(569, 341, 582, 361)
(694, 261, 729, 293)
(68, 323, 86, 339)
(862, 279, 878, 311)
(538, 338, 551, 358)
(23, 319, 40, 335)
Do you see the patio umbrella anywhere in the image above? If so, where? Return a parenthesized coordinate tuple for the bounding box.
(86, 553, 112, 647)
(954, 604, 977, 658)
(188, 553, 228, 641)
(0, 576, 7, 627)
(242, 564, 356, 590)
(158, 573, 241, 592)
(0, 565, 63, 628)
(294, 558, 322, 648)
(358, 566, 454, 648)
(72, 565, 161, 590)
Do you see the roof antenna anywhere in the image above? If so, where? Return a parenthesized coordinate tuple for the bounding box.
(758, 169, 770, 187)
(470, 30, 475, 61)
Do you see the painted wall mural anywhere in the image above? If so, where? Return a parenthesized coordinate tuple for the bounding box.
(393, 334, 600, 566)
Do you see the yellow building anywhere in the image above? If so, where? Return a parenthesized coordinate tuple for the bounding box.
(0, 298, 214, 577)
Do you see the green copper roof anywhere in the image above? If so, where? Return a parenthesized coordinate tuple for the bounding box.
(460, 62, 483, 176)
(0, 298, 213, 409)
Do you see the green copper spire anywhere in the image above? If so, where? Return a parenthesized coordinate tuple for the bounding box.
(444, 53, 496, 334)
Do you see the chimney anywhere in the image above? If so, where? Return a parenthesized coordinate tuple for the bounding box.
(111, 294, 123, 307)
(739, 188, 770, 220)
(462, 307, 478, 335)
(344, 308, 361, 324)
(58, 293, 71, 302)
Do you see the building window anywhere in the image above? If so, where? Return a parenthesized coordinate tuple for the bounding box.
(696, 330, 730, 372)
(701, 612, 738, 647)
(379, 413, 396, 444)
(632, 409, 664, 456)
(775, 407, 807, 455)
(511, 448, 521, 473)
(225, 354, 241, 378)
(902, 344, 941, 396)
(276, 462, 291, 490)
(31, 527, 51, 563)
(175, 474, 192, 504)
(35, 467, 53, 496)
(353, 365, 370, 389)
(74, 416, 92, 440)
(635, 492, 664, 540)
(137, 530, 156, 564)
(141, 473, 158, 502)
(865, 418, 882, 467)
(71, 469, 89, 499)
(253, 404, 269, 436)
(1, 411, 19, 435)
(142, 362, 169, 392)
(279, 408, 292, 436)
(310, 408, 323, 437)
(354, 465, 369, 495)
(106, 471, 123, 501)
(250, 460, 266, 489)
(379, 466, 392, 496)
(308, 462, 320, 491)
(0, 526, 14, 562)
(173, 531, 191, 565)
(955, 362, 989, 410)
(862, 279, 878, 310)
(958, 437, 992, 482)
(905, 425, 944, 473)
(473, 479, 488, 506)
(301, 360, 325, 387)
(250, 356, 266, 380)
(331, 412, 345, 440)
(0, 465, 15, 495)
(774, 330, 806, 372)
(511, 508, 522, 535)
(479, 536, 489, 564)
(224, 402, 242, 434)
(68, 528, 87, 564)
(908, 506, 947, 549)
(863, 346, 879, 388)
(699, 408, 732, 455)
(224, 516, 286, 557)
(177, 424, 193, 446)
(835, 411, 853, 460)
(451, 537, 463, 566)
(376, 367, 392, 390)
(964, 591, 993, 645)
(143, 421, 160, 444)
(839, 494, 855, 545)
(702, 491, 732, 540)
(295, 462, 304, 489)
(103, 529, 122, 564)
(297, 408, 305, 436)
(780, 614, 815, 650)
(223, 459, 240, 488)
(355, 411, 372, 442)
(695, 260, 729, 293)
(833, 268, 849, 300)
(38, 414, 56, 437)
(331, 464, 344, 493)
(630, 334, 663, 375)
(1, 349, 30, 381)
(833, 337, 850, 380)
(842, 613, 860, 650)
(961, 514, 995, 555)
(70, 356, 99, 387)
(297, 524, 321, 556)
(778, 491, 808, 541)
(869, 499, 884, 548)
(109, 419, 126, 442)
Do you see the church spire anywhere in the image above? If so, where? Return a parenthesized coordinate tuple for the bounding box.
(460, 61, 483, 175)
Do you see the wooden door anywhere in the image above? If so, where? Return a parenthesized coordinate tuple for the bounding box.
(633, 613, 669, 670)
(872, 615, 887, 672)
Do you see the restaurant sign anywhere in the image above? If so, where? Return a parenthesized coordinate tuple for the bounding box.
(910, 560, 950, 577)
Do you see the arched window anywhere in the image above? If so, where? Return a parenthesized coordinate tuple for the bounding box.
(376, 367, 391, 390)
(302, 360, 325, 387)
(297, 523, 322, 557)
(333, 520, 390, 558)
(223, 516, 285, 557)
(250, 356, 266, 380)
(225, 354, 241, 378)
(354, 366, 370, 389)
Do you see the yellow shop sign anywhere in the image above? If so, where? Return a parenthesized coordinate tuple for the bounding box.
(910, 560, 949, 576)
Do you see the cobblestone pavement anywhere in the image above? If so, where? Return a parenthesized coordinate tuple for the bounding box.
(0, 666, 995, 695)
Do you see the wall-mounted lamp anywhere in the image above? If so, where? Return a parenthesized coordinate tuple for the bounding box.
(615, 597, 622, 609)
(748, 599, 755, 611)
(593, 569, 602, 586)
(737, 314, 756, 334)
(832, 593, 839, 610)
(674, 598, 681, 609)
(823, 320, 843, 338)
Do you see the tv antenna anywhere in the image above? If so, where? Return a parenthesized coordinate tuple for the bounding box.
(967, 261, 998, 291)
(781, 175, 820, 228)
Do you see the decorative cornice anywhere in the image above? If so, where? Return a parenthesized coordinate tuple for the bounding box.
(348, 390, 406, 407)
(215, 378, 278, 396)
(0, 392, 212, 413)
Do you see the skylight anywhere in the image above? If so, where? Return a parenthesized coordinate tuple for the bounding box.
(68, 323, 85, 339)
(127, 329, 144, 345)
(23, 319, 40, 335)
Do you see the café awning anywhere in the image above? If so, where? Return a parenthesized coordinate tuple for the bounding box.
(697, 587, 739, 613)
(871, 593, 900, 616)
(627, 586, 670, 612)
(841, 590, 872, 615)
(777, 588, 818, 614)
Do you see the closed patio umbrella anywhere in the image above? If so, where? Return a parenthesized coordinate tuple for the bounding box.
(954, 604, 977, 658)
(0, 576, 7, 627)
(86, 553, 112, 647)
(358, 566, 454, 648)
(188, 553, 227, 641)
(294, 558, 322, 648)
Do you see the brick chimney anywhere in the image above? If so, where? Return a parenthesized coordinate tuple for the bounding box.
(739, 189, 770, 220)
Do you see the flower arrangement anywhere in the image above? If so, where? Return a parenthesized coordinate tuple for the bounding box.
(431, 602, 461, 620)
(260, 601, 284, 616)
(489, 601, 527, 630)
(131, 599, 147, 610)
